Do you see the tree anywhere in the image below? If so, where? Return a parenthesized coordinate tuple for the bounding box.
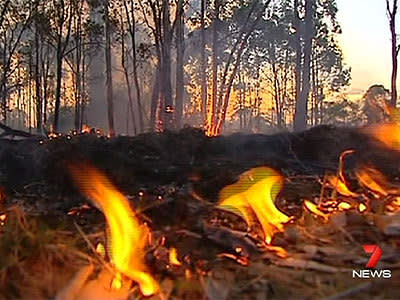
(293, 0, 313, 132)
(52, 0, 73, 132)
(101, 0, 114, 137)
(386, 0, 399, 107)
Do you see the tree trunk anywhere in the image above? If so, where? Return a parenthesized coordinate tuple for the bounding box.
(53, 45, 63, 132)
(388, 0, 399, 107)
(209, 0, 220, 135)
(200, 0, 207, 123)
(120, 17, 137, 135)
(150, 68, 160, 131)
(175, 0, 184, 129)
(294, 0, 313, 132)
(35, 25, 42, 132)
(125, 0, 143, 133)
(160, 0, 173, 130)
(104, 0, 115, 136)
(293, 0, 302, 126)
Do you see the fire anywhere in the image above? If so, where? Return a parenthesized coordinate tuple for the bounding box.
(303, 200, 329, 222)
(365, 123, 400, 152)
(327, 175, 358, 197)
(218, 167, 291, 244)
(358, 203, 368, 213)
(69, 165, 159, 296)
(96, 242, 106, 259)
(356, 167, 388, 196)
(337, 201, 352, 211)
(169, 248, 182, 266)
(387, 197, 400, 213)
(0, 213, 6, 226)
(81, 124, 91, 134)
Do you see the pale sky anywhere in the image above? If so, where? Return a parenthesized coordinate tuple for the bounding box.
(336, 0, 393, 96)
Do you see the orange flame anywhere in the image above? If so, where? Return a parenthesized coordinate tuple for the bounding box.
(218, 167, 291, 244)
(69, 165, 159, 296)
(327, 176, 358, 197)
(169, 248, 182, 266)
(303, 200, 329, 222)
(81, 124, 91, 134)
(365, 123, 400, 152)
(387, 197, 400, 213)
(356, 167, 388, 196)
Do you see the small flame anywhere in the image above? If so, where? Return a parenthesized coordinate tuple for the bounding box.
(0, 213, 6, 226)
(96, 242, 106, 259)
(338, 202, 352, 211)
(356, 167, 388, 196)
(387, 197, 400, 213)
(327, 176, 358, 197)
(265, 245, 288, 258)
(169, 248, 182, 266)
(110, 272, 123, 291)
(81, 124, 91, 134)
(358, 203, 368, 213)
(303, 200, 329, 222)
(218, 167, 291, 244)
(69, 165, 159, 296)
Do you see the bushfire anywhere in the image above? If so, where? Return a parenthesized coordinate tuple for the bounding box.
(69, 165, 159, 296)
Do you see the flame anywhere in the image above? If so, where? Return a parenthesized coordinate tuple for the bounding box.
(387, 197, 400, 213)
(265, 245, 288, 258)
(96, 242, 106, 259)
(356, 167, 388, 196)
(0, 213, 6, 226)
(218, 167, 291, 244)
(365, 123, 400, 152)
(327, 176, 358, 197)
(169, 248, 182, 266)
(110, 272, 123, 291)
(338, 202, 352, 211)
(69, 165, 159, 296)
(358, 203, 368, 213)
(303, 200, 329, 222)
(81, 124, 91, 134)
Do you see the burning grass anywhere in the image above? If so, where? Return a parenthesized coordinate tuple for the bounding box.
(1, 161, 399, 299)
(0, 126, 400, 299)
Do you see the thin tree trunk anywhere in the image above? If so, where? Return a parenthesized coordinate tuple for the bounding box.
(104, 0, 115, 136)
(293, 0, 302, 124)
(124, 0, 143, 132)
(150, 68, 160, 131)
(35, 25, 42, 132)
(175, 0, 184, 129)
(120, 16, 137, 135)
(200, 0, 207, 123)
(209, 0, 220, 135)
(387, 0, 399, 107)
(294, 0, 313, 132)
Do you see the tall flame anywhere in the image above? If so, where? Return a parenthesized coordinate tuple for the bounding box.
(218, 167, 291, 244)
(69, 165, 159, 296)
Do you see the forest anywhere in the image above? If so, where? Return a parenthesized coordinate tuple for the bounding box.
(0, 0, 355, 137)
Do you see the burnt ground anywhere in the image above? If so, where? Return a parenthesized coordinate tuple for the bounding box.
(0, 125, 399, 300)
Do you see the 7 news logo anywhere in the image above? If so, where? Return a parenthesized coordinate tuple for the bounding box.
(352, 245, 391, 279)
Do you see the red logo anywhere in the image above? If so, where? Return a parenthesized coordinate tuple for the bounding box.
(363, 245, 382, 268)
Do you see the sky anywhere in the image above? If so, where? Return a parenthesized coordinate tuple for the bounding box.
(336, 0, 393, 97)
